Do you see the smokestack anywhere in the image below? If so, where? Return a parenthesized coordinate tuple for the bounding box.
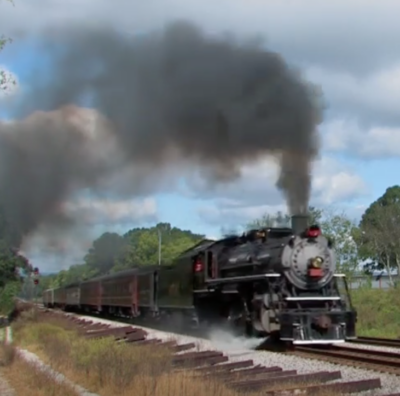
(291, 214, 309, 234)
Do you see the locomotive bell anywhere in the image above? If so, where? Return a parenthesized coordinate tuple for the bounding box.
(291, 214, 309, 234)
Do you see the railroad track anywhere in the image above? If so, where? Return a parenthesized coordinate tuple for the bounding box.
(290, 344, 400, 376)
(350, 336, 400, 348)
(36, 307, 385, 395)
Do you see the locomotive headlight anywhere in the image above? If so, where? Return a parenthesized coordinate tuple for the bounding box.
(311, 256, 324, 268)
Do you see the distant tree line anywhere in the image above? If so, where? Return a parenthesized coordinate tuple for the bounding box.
(40, 223, 205, 290)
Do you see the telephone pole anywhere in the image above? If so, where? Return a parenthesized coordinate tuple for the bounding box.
(157, 229, 162, 266)
(32, 267, 40, 304)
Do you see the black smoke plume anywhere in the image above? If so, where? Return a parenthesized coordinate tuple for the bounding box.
(1, 21, 322, 241)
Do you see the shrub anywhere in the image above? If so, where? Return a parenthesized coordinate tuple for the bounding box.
(0, 281, 20, 316)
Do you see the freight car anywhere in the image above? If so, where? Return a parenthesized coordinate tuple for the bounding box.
(44, 215, 357, 345)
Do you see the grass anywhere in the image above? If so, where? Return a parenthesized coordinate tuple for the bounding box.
(351, 286, 400, 338)
(12, 309, 241, 396)
(9, 306, 342, 396)
(0, 343, 80, 396)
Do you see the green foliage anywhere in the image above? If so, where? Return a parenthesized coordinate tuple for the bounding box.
(115, 222, 204, 270)
(356, 185, 400, 274)
(0, 15, 24, 313)
(318, 209, 359, 277)
(308, 206, 324, 225)
(0, 215, 29, 308)
(16, 321, 67, 347)
(15, 319, 172, 389)
(84, 232, 127, 276)
(49, 222, 204, 287)
(0, 281, 20, 315)
(0, 204, 29, 311)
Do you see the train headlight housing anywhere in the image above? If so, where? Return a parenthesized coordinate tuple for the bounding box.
(311, 256, 324, 268)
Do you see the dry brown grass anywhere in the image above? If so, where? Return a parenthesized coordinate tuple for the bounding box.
(9, 309, 360, 396)
(0, 343, 80, 396)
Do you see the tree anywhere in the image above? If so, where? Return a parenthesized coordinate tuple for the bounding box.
(116, 222, 204, 270)
(84, 232, 128, 275)
(355, 186, 400, 280)
(318, 209, 359, 279)
(0, 208, 30, 310)
(0, 240, 28, 287)
(308, 206, 324, 225)
(46, 223, 205, 285)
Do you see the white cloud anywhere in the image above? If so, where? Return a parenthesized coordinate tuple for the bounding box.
(323, 119, 400, 159)
(196, 155, 368, 227)
(198, 203, 288, 228)
(64, 197, 158, 225)
(312, 157, 368, 204)
(307, 65, 400, 127)
(3, 0, 400, 76)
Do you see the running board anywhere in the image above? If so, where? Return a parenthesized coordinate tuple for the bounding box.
(285, 296, 341, 301)
(280, 339, 346, 344)
(206, 273, 280, 285)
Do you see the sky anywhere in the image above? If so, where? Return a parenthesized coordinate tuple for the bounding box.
(0, 0, 399, 272)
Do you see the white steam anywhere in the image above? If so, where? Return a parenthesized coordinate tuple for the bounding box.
(207, 328, 263, 355)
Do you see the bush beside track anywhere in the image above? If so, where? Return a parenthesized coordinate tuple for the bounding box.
(0, 302, 82, 396)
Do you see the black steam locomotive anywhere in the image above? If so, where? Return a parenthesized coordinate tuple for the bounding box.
(43, 215, 357, 345)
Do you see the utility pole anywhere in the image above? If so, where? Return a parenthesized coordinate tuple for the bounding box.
(28, 272, 33, 302)
(33, 267, 39, 305)
(157, 229, 162, 266)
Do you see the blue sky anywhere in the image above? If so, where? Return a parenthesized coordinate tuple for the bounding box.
(1, 0, 400, 272)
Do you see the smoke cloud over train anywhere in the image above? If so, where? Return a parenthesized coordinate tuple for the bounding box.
(0, 21, 322, 244)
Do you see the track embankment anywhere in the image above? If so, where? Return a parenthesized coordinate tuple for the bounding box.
(42, 309, 384, 395)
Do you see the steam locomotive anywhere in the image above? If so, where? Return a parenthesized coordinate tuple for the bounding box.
(43, 215, 357, 345)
